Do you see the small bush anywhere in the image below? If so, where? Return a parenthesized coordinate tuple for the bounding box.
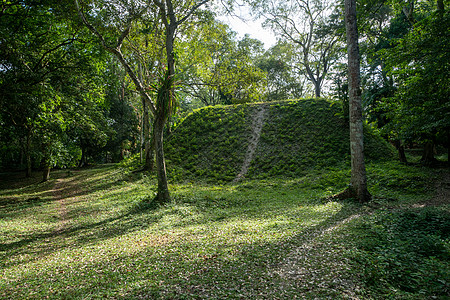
(347, 208, 450, 298)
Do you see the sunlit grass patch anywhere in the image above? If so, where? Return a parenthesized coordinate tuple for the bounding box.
(0, 161, 447, 299)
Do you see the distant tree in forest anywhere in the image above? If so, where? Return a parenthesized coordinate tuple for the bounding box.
(178, 18, 266, 106)
(257, 41, 306, 101)
(0, 0, 110, 179)
(248, 0, 342, 97)
(380, 1, 449, 164)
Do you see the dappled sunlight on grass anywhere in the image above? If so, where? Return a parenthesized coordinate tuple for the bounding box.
(1, 162, 447, 299)
(1, 165, 351, 298)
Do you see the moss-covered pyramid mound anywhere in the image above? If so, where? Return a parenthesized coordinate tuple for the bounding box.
(166, 99, 394, 182)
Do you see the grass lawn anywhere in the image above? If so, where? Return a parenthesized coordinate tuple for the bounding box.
(0, 161, 448, 299)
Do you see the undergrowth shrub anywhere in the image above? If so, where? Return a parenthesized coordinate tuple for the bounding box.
(367, 162, 434, 197)
(347, 208, 450, 298)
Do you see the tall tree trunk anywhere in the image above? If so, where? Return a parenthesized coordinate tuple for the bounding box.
(41, 144, 51, 182)
(152, 7, 177, 204)
(421, 140, 436, 164)
(314, 82, 321, 98)
(153, 118, 170, 203)
(345, 0, 371, 202)
(393, 140, 408, 163)
(143, 97, 154, 171)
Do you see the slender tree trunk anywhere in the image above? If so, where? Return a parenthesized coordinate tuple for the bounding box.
(345, 0, 371, 202)
(140, 115, 144, 164)
(421, 140, 436, 164)
(20, 137, 25, 168)
(393, 140, 408, 163)
(143, 98, 154, 171)
(305, 66, 321, 98)
(153, 118, 170, 203)
(78, 144, 88, 167)
(41, 144, 51, 182)
(314, 82, 321, 98)
(78, 147, 84, 168)
(42, 163, 51, 182)
(151, 10, 177, 204)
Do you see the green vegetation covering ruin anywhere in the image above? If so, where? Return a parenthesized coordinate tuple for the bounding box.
(166, 99, 395, 182)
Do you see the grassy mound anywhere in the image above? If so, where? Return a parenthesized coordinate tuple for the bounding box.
(166, 99, 395, 181)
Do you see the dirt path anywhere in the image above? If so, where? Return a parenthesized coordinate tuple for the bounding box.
(424, 169, 450, 206)
(52, 174, 69, 233)
(234, 105, 267, 182)
(272, 214, 362, 297)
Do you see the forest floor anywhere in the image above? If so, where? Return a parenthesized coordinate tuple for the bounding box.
(0, 160, 448, 299)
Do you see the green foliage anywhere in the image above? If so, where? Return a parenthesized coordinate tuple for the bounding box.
(166, 99, 394, 182)
(362, 6, 450, 153)
(177, 20, 267, 106)
(0, 0, 121, 170)
(367, 161, 434, 200)
(347, 208, 450, 298)
(150, 68, 179, 122)
(257, 41, 305, 101)
(383, 10, 450, 139)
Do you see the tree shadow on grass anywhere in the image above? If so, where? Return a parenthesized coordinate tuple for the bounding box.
(0, 171, 43, 191)
(0, 177, 356, 270)
(1, 163, 370, 299)
(0, 194, 163, 266)
(1, 196, 365, 299)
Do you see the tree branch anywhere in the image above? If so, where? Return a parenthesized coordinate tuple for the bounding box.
(177, 0, 210, 26)
(74, 0, 156, 115)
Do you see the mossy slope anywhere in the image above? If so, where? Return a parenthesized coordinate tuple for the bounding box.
(166, 99, 394, 181)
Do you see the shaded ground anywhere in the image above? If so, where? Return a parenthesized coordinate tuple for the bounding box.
(0, 163, 448, 299)
(427, 169, 450, 205)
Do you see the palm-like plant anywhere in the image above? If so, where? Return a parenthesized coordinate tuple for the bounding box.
(150, 67, 179, 123)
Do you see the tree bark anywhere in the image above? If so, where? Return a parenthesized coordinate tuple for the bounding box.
(144, 121, 154, 171)
(314, 81, 321, 98)
(421, 140, 436, 164)
(393, 140, 408, 163)
(345, 0, 371, 202)
(153, 0, 177, 203)
(153, 118, 170, 203)
(142, 95, 154, 171)
(42, 164, 51, 182)
(78, 145, 86, 168)
(151, 0, 209, 203)
(41, 144, 51, 182)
